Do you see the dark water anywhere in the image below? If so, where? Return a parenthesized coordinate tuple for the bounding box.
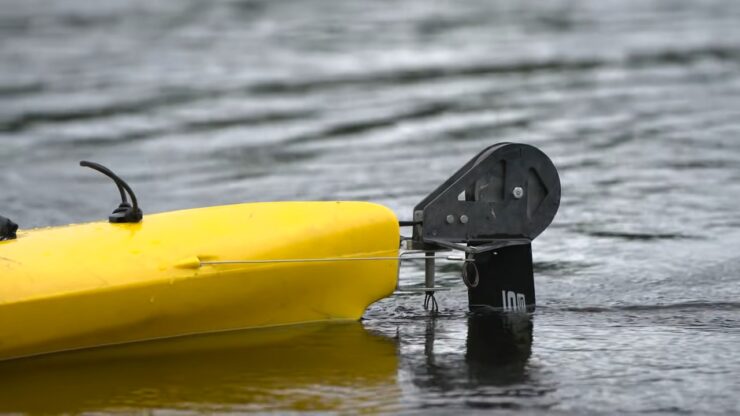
(2, 0, 740, 414)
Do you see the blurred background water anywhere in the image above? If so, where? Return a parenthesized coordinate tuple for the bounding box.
(1, 0, 740, 414)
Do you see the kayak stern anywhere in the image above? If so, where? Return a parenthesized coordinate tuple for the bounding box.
(0, 201, 399, 361)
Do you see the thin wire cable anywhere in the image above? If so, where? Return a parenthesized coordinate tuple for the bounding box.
(199, 255, 471, 266)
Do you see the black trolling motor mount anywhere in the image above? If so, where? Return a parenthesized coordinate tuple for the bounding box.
(400, 142, 561, 313)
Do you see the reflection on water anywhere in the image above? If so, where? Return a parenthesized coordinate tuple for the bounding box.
(0, 322, 401, 414)
(403, 311, 546, 411)
(0, 312, 543, 414)
(465, 311, 532, 386)
(416, 312, 533, 389)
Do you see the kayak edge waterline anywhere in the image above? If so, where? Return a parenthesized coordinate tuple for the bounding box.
(0, 317, 361, 363)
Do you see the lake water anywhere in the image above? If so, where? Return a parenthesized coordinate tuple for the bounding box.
(1, 0, 740, 414)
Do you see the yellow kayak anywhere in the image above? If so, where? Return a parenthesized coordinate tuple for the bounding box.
(0, 201, 399, 361)
(0, 142, 562, 362)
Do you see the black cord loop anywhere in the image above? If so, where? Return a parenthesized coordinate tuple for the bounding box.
(462, 260, 479, 288)
(80, 161, 143, 223)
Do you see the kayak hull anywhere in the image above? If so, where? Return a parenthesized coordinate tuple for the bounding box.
(0, 201, 399, 361)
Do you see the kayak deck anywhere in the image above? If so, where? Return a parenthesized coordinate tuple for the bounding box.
(0, 201, 399, 361)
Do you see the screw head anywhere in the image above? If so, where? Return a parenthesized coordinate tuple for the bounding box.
(446, 214, 455, 224)
(460, 214, 469, 224)
(512, 186, 524, 199)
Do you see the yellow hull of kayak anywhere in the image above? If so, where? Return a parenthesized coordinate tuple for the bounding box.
(0, 201, 399, 361)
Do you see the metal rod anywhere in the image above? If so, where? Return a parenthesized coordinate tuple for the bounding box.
(424, 251, 435, 293)
(200, 255, 470, 266)
(398, 220, 421, 227)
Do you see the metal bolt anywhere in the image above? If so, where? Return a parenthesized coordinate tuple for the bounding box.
(512, 186, 524, 199)
(460, 214, 469, 224)
(446, 214, 455, 224)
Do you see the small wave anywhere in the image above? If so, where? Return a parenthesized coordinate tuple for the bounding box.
(249, 58, 604, 95)
(26, 109, 315, 148)
(553, 301, 740, 313)
(0, 88, 220, 133)
(628, 45, 740, 67)
(283, 102, 455, 145)
(662, 160, 740, 170)
(248, 45, 740, 97)
(584, 231, 695, 241)
(0, 83, 43, 97)
(0, 102, 159, 133)
(533, 260, 594, 273)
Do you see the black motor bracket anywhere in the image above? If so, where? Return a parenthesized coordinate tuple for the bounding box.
(80, 161, 143, 223)
(404, 143, 560, 312)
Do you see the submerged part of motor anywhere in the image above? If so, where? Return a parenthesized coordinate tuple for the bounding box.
(404, 142, 561, 312)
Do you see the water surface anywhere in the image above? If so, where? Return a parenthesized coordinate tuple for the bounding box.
(1, 0, 740, 414)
